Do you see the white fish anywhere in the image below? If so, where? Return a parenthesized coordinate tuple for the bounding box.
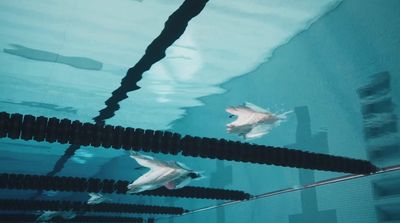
(127, 152, 203, 193)
(226, 102, 291, 139)
(36, 210, 76, 222)
(87, 193, 112, 205)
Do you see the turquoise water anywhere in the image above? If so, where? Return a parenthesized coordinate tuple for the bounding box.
(0, 0, 399, 222)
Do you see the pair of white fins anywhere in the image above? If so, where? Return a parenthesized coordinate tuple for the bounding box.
(226, 102, 291, 139)
(127, 103, 286, 193)
(127, 151, 203, 193)
(90, 103, 285, 196)
(85, 151, 203, 204)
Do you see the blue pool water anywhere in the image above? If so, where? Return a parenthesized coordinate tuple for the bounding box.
(0, 0, 399, 222)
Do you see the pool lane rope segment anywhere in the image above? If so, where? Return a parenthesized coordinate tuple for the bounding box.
(0, 199, 185, 215)
(0, 172, 251, 201)
(0, 112, 378, 174)
(0, 213, 146, 223)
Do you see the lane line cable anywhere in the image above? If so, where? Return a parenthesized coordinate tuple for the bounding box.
(155, 164, 400, 222)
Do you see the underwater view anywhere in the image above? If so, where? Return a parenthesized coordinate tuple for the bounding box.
(0, 0, 399, 222)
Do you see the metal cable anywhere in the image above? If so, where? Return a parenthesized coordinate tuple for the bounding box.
(156, 164, 400, 222)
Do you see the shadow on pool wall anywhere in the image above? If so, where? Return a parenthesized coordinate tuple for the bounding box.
(3, 44, 103, 71)
(170, 0, 400, 222)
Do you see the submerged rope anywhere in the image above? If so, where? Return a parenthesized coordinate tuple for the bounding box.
(0, 112, 378, 174)
(0, 172, 251, 200)
(0, 199, 185, 215)
(0, 213, 145, 223)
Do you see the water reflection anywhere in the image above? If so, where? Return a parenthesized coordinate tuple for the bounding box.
(0, 100, 77, 114)
(3, 44, 103, 70)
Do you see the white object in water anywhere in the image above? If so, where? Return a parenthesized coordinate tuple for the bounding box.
(87, 193, 112, 205)
(226, 102, 291, 139)
(127, 152, 203, 193)
(36, 210, 76, 222)
(43, 190, 58, 197)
